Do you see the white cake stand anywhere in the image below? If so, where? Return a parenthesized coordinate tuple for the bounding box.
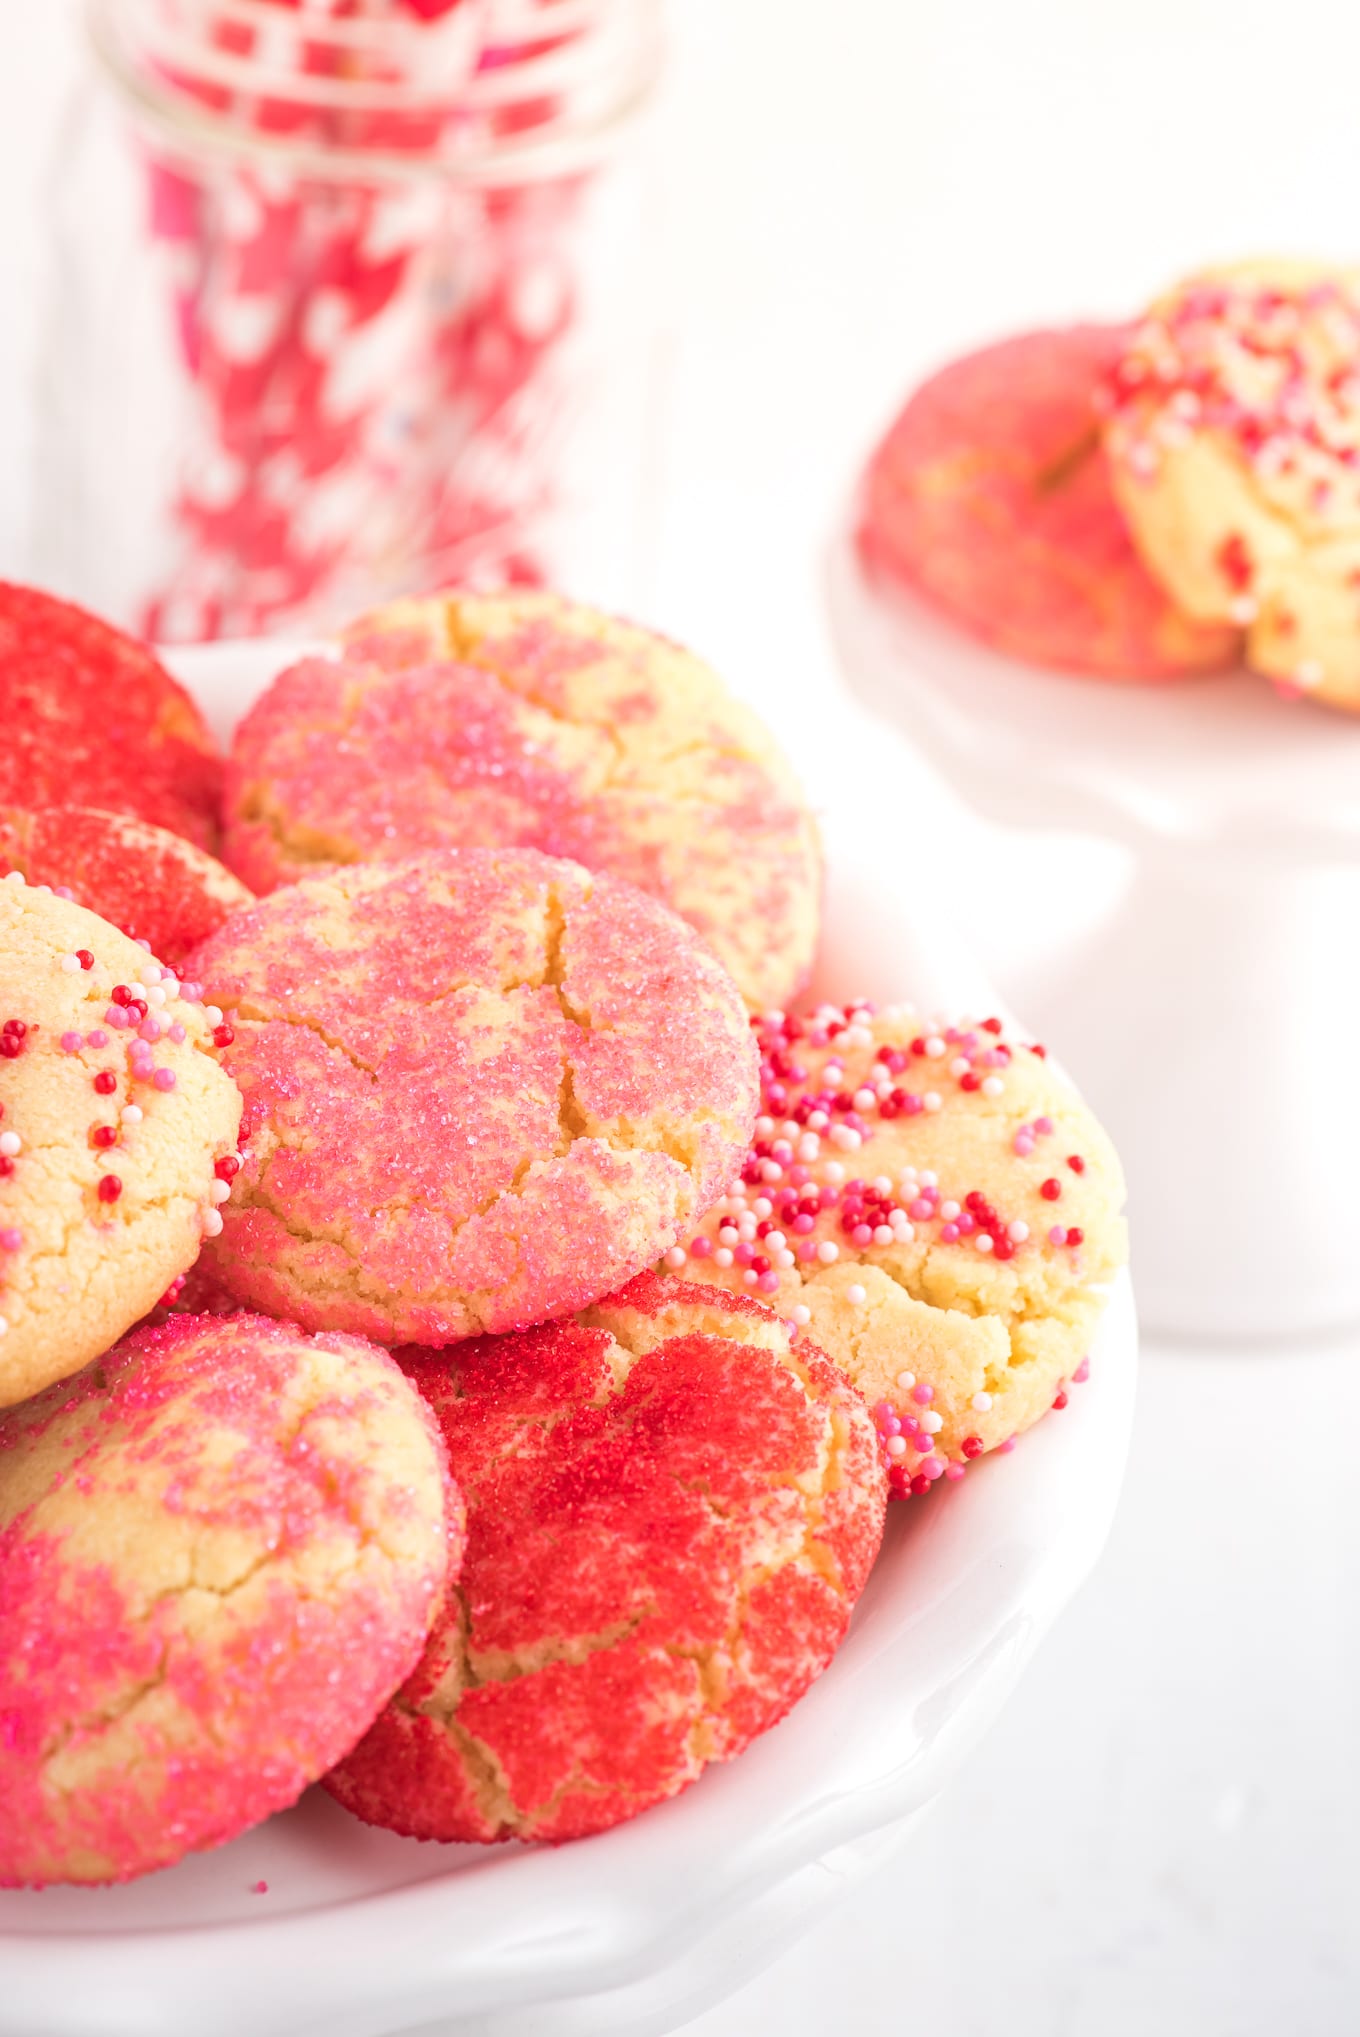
(828, 537, 1360, 1342)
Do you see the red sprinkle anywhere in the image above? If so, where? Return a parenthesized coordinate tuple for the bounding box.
(111, 985, 132, 1007)
(75, 950, 95, 971)
(215, 1154, 242, 1182)
(91, 1126, 118, 1149)
(1040, 1178, 1062, 1201)
(1067, 1154, 1086, 1174)
(961, 1434, 984, 1459)
(1052, 1389, 1069, 1410)
(1066, 1226, 1084, 1247)
(93, 1072, 117, 1095)
(212, 1024, 235, 1049)
(97, 1174, 123, 1203)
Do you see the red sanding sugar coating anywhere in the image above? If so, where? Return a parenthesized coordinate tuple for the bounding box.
(325, 1273, 887, 1843)
(185, 848, 759, 1343)
(0, 807, 253, 968)
(0, 584, 222, 846)
(0, 1311, 457, 1887)
(856, 326, 1242, 680)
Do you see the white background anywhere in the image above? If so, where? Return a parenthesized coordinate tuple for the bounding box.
(3, 5, 1359, 2033)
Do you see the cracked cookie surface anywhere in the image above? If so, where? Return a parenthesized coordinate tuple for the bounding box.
(0, 879, 241, 1409)
(664, 1000, 1126, 1497)
(324, 1272, 886, 1844)
(185, 848, 759, 1343)
(222, 589, 821, 1011)
(0, 1310, 457, 1886)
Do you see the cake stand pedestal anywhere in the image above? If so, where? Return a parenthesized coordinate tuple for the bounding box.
(828, 540, 1360, 1341)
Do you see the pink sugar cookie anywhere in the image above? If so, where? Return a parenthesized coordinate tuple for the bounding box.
(857, 326, 1241, 679)
(184, 847, 759, 1344)
(0, 1311, 456, 1887)
(325, 1273, 886, 1845)
(221, 589, 822, 1011)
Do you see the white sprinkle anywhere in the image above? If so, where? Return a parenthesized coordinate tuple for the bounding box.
(121, 1104, 143, 1125)
(204, 1006, 223, 1027)
(971, 1391, 993, 1413)
(949, 1056, 970, 1078)
(146, 985, 168, 1008)
(823, 1161, 845, 1183)
(792, 1304, 811, 1327)
(975, 1233, 994, 1253)
(59, 953, 81, 974)
(664, 1246, 687, 1269)
(921, 1410, 944, 1434)
(755, 1115, 775, 1137)
(940, 1200, 961, 1222)
(201, 1207, 224, 1238)
(797, 1134, 821, 1162)
(718, 1226, 739, 1247)
(886, 1435, 907, 1458)
(713, 1248, 734, 1268)
(742, 1268, 758, 1288)
(0, 1133, 20, 1158)
(33, 884, 51, 896)
(924, 1036, 946, 1058)
(873, 1224, 894, 1245)
(981, 1075, 1005, 1099)
(872, 1176, 893, 1195)
(1227, 595, 1258, 625)
(895, 1370, 916, 1390)
(0, 1315, 9, 1335)
(923, 1092, 942, 1113)
(918, 1170, 937, 1188)
(822, 1066, 843, 1089)
(853, 1087, 877, 1112)
(892, 1223, 916, 1244)
(845, 1283, 867, 1305)
(830, 1125, 862, 1150)
(1008, 1220, 1029, 1243)
(128, 982, 147, 1001)
(775, 1249, 796, 1270)
(210, 1179, 232, 1205)
(765, 1230, 786, 1252)
(817, 1241, 839, 1264)
(760, 1158, 784, 1182)
(2, 870, 24, 886)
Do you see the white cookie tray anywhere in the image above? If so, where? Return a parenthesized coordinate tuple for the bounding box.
(0, 641, 1138, 2037)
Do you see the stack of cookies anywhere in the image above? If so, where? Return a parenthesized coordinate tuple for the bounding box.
(0, 581, 1125, 1886)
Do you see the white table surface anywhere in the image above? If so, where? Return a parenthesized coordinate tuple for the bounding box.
(2, 4, 1358, 2033)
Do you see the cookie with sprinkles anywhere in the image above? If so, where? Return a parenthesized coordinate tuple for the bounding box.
(0, 582, 222, 848)
(1102, 261, 1360, 711)
(665, 1001, 1126, 1500)
(0, 1311, 456, 1886)
(0, 806, 253, 969)
(221, 588, 821, 1011)
(0, 875, 241, 1409)
(183, 847, 758, 1345)
(857, 327, 1241, 680)
(325, 1272, 885, 1845)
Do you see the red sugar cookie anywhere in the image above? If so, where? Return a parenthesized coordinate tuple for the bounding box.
(222, 589, 821, 1011)
(0, 806, 253, 967)
(0, 583, 222, 848)
(856, 326, 1241, 679)
(324, 1273, 886, 1844)
(185, 848, 759, 1344)
(0, 1311, 456, 1887)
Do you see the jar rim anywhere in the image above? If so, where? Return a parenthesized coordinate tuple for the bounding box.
(86, 0, 664, 187)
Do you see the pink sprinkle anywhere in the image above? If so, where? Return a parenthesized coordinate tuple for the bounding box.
(0, 1228, 22, 1252)
(1035, 1115, 1054, 1136)
(921, 1454, 946, 1480)
(168, 1022, 187, 1044)
(912, 1382, 934, 1406)
(153, 1068, 177, 1092)
(944, 1462, 967, 1480)
(908, 1197, 933, 1220)
(797, 1239, 819, 1262)
(1073, 1356, 1091, 1383)
(181, 982, 203, 1003)
(59, 1031, 82, 1053)
(105, 1006, 128, 1029)
(851, 1223, 873, 1246)
(733, 1242, 754, 1267)
(1048, 1225, 1067, 1246)
(757, 1270, 780, 1295)
(1014, 1133, 1035, 1156)
(999, 1435, 1017, 1453)
(251, 1880, 269, 1895)
(793, 1213, 815, 1235)
(139, 1018, 163, 1043)
(940, 1222, 960, 1242)
(688, 1234, 712, 1259)
(85, 1030, 108, 1049)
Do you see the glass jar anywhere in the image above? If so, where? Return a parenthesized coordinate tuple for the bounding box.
(31, 0, 664, 640)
